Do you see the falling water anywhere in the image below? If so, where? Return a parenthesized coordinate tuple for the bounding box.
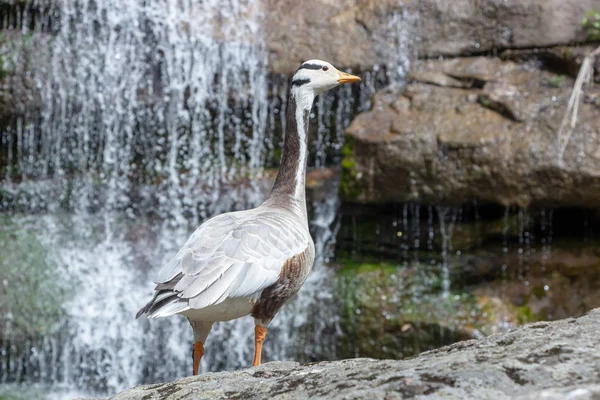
(436, 206, 457, 298)
(2, 0, 272, 396)
(501, 206, 511, 291)
(0, 0, 419, 397)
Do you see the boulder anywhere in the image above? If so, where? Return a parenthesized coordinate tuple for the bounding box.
(342, 54, 600, 209)
(103, 309, 600, 399)
(264, 0, 599, 74)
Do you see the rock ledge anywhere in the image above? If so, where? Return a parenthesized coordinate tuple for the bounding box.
(105, 309, 600, 400)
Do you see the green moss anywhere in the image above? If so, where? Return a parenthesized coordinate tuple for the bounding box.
(0, 385, 45, 400)
(531, 285, 548, 299)
(270, 148, 283, 165)
(0, 215, 66, 339)
(546, 75, 566, 88)
(0, 33, 3, 77)
(583, 8, 600, 41)
(334, 260, 494, 360)
(336, 258, 400, 276)
(339, 135, 361, 200)
(561, 46, 572, 59)
(0, 31, 36, 83)
(511, 303, 539, 325)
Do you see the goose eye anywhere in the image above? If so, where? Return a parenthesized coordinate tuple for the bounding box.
(322, 66, 329, 71)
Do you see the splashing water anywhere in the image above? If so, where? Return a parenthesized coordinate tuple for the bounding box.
(0, 1, 418, 397)
(2, 0, 271, 395)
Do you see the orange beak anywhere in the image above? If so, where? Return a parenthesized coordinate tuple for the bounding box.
(337, 71, 361, 84)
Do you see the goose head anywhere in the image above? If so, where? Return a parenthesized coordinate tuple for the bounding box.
(291, 59, 361, 95)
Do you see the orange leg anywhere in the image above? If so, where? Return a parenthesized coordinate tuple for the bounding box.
(253, 326, 267, 366)
(193, 341, 205, 375)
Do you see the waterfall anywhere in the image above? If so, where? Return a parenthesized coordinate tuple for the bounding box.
(1, 0, 272, 396)
(0, 1, 417, 397)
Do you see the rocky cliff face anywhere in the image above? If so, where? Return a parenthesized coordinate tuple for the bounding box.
(342, 52, 600, 209)
(99, 308, 600, 400)
(264, 0, 598, 74)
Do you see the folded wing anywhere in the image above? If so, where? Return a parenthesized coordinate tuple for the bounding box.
(138, 209, 308, 318)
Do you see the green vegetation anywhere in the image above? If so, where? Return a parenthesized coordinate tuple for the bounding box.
(546, 74, 566, 88)
(339, 135, 361, 200)
(0, 215, 66, 340)
(0, 33, 5, 81)
(336, 258, 400, 276)
(0, 32, 35, 81)
(511, 303, 540, 325)
(334, 259, 497, 360)
(0, 386, 45, 400)
(583, 8, 600, 41)
(0, 32, 11, 81)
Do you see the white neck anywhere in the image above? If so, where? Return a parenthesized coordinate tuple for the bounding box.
(265, 86, 315, 218)
(291, 87, 315, 200)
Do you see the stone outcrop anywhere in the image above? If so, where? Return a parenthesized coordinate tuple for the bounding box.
(342, 53, 600, 208)
(101, 308, 600, 400)
(2, 1, 597, 76)
(0, 31, 49, 122)
(264, 0, 598, 74)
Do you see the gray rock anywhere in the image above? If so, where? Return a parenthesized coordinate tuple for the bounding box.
(408, 70, 469, 88)
(104, 309, 600, 399)
(263, 0, 413, 74)
(414, 0, 597, 59)
(342, 54, 600, 209)
(479, 81, 526, 122)
(0, 31, 49, 122)
(264, 0, 598, 74)
(516, 384, 600, 400)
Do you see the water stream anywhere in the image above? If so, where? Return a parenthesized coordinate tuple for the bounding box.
(0, 0, 416, 397)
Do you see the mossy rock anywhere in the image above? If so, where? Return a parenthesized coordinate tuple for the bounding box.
(339, 135, 362, 201)
(333, 262, 498, 360)
(0, 214, 66, 340)
(0, 385, 45, 400)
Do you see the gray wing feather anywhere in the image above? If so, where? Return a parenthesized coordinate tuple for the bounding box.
(142, 207, 309, 318)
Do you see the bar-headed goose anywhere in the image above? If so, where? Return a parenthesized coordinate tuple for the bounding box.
(137, 59, 360, 374)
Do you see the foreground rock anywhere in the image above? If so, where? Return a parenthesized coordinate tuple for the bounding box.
(343, 53, 600, 208)
(106, 309, 600, 400)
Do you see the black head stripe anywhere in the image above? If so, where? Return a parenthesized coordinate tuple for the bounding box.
(291, 78, 311, 87)
(297, 63, 323, 71)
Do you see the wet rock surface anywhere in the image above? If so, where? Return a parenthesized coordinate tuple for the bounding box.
(0, 31, 49, 123)
(103, 309, 600, 400)
(333, 202, 600, 360)
(343, 53, 600, 209)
